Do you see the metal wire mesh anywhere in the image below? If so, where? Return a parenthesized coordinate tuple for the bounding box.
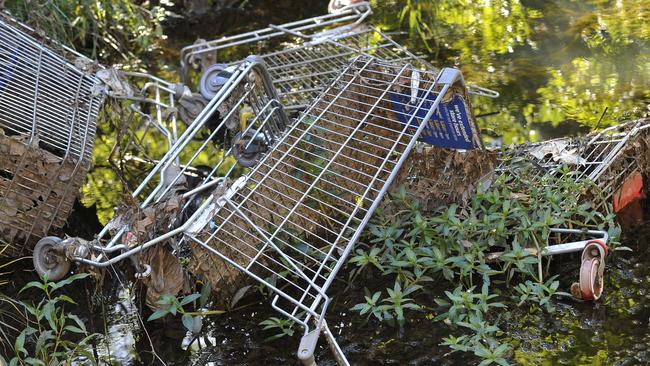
(0, 16, 101, 161)
(180, 3, 439, 110)
(76, 58, 294, 303)
(131, 59, 289, 207)
(251, 25, 430, 110)
(180, 2, 371, 81)
(100, 71, 185, 198)
(182, 56, 468, 329)
(0, 15, 103, 255)
(496, 118, 650, 209)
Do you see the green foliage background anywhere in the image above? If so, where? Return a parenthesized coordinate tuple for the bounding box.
(370, 0, 650, 143)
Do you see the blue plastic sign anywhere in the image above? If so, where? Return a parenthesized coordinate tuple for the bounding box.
(389, 90, 480, 150)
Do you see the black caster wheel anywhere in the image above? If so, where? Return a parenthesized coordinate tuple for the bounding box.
(232, 129, 270, 167)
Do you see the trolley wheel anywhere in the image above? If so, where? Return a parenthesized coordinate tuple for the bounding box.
(33, 236, 71, 281)
(199, 63, 233, 100)
(571, 240, 607, 301)
(232, 129, 269, 167)
(178, 93, 207, 126)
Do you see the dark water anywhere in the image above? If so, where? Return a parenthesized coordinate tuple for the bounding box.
(99, 205, 647, 366)
(83, 0, 650, 222)
(87, 207, 648, 365)
(10, 0, 649, 365)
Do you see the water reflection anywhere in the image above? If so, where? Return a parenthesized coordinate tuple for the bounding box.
(83, 0, 650, 222)
(367, 0, 650, 143)
(159, 0, 650, 141)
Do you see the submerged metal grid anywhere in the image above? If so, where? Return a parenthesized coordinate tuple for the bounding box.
(496, 118, 650, 208)
(185, 56, 463, 330)
(75, 57, 293, 302)
(180, 2, 443, 110)
(101, 71, 184, 197)
(0, 15, 103, 254)
(180, 2, 371, 82)
(131, 58, 290, 208)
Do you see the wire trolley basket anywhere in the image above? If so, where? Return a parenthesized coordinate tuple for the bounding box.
(180, 2, 498, 112)
(496, 118, 650, 210)
(0, 15, 104, 257)
(41, 53, 480, 364)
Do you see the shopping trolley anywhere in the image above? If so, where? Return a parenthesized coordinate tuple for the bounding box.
(180, 2, 498, 112)
(493, 118, 650, 300)
(35, 54, 479, 364)
(497, 118, 650, 210)
(0, 14, 104, 257)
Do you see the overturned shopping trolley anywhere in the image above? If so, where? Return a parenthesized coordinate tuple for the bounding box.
(38, 55, 483, 364)
(180, 1, 497, 113)
(498, 118, 650, 211)
(494, 118, 650, 300)
(0, 15, 104, 257)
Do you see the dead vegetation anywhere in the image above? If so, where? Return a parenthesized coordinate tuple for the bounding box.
(181, 59, 493, 304)
(0, 133, 89, 257)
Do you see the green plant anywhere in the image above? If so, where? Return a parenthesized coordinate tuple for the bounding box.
(440, 313, 510, 365)
(513, 276, 571, 313)
(349, 247, 384, 272)
(351, 161, 619, 364)
(350, 289, 384, 321)
(380, 281, 422, 323)
(398, 0, 435, 52)
(434, 285, 505, 325)
(0, 252, 26, 353)
(473, 342, 511, 366)
(9, 273, 97, 365)
(4, 0, 172, 65)
(259, 317, 296, 341)
(147, 291, 224, 334)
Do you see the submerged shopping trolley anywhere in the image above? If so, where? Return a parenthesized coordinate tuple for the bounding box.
(180, 1, 498, 112)
(497, 118, 650, 211)
(0, 14, 104, 257)
(35, 54, 483, 364)
(493, 118, 650, 300)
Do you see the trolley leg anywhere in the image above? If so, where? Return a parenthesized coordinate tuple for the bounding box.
(297, 320, 350, 366)
(298, 329, 319, 366)
(321, 319, 350, 366)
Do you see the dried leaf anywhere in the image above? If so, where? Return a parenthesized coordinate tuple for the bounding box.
(143, 245, 187, 311)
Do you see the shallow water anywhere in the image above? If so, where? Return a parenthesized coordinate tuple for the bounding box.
(163, 0, 650, 143)
(106, 204, 645, 366)
(150, 1, 650, 363)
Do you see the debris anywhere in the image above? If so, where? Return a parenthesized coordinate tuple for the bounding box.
(97, 68, 134, 98)
(387, 147, 497, 212)
(0, 134, 89, 256)
(528, 140, 587, 165)
(0, 15, 103, 257)
(141, 245, 189, 311)
(497, 118, 650, 212)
